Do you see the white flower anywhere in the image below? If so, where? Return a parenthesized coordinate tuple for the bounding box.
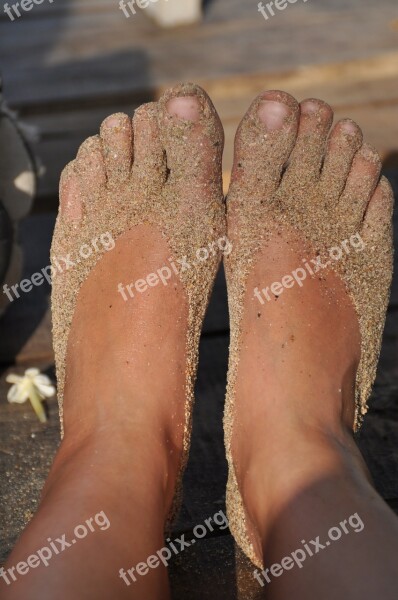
(6, 368, 55, 423)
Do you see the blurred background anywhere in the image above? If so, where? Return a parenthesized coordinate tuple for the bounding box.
(0, 1, 397, 598)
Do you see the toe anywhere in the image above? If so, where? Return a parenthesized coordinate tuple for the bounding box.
(100, 113, 133, 188)
(362, 176, 394, 244)
(230, 90, 300, 197)
(59, 161, 83, 223)
(338, 143, 382, 226)
(282, 99, 333, 188)
(132, 102, 166, 194)
(158, 83, 224, 193)
(75, 135, 107, 202)
(320, 119, 363, 201)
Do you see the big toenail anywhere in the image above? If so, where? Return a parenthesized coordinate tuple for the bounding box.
(258, 101, 291, 130)
(167, 96, 201, 123)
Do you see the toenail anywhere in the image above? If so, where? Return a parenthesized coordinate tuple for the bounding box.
(300, 100, 332, 119)
(167, 96, 201, 123)
(258, 100, 291, 130)
(103, 114, 127, 129)
(360, 144, 379, 161)
(340, 120, 359, 136)
(300, 100, 321, 115)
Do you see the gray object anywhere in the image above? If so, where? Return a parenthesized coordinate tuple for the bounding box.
(0, 77, 37, 315)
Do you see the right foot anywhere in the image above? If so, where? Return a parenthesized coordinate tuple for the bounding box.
(224, 91, 394, 568)
(3, 84, 225, 599)
(52, 83, 225, 516)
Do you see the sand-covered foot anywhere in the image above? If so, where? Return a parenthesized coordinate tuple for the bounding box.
(1, 85, 225, 600)
(51, 83, 225, 519)
(224, 91, 394, 567)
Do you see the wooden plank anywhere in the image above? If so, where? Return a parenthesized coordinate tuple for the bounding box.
(11, 52, 397, 201)
(1, 1, 398, 107)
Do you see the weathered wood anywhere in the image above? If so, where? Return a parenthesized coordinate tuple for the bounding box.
(1, 1, 398, 108)
(10, 52, 397, 202)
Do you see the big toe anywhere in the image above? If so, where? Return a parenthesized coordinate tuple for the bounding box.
(157, 83, 224, 197)
(229, 90, 300, 197)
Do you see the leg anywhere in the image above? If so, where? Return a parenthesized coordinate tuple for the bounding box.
(226, 91, 398, 598)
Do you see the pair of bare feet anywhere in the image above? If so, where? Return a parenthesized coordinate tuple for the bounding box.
(2, 84, 398, 600)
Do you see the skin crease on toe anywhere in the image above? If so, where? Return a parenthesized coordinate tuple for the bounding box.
(224, 91, 394, 570)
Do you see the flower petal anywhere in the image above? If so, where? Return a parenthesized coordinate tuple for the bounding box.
(6, 374, 23, 385)
(25, 368, 40, 378)
(7, 384, 29, 404)
(33, 374, 53, 387)
(35, 382, 56, 398)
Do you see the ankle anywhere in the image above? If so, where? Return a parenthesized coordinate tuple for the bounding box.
(236, 420, 371, 538)
(44, 425, 183, 524)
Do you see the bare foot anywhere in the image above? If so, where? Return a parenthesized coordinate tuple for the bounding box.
(224, 91, 397, 599)
(2, 84, 225, 600)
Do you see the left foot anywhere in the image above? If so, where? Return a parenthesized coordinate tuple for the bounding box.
(224, 91, 394, 567)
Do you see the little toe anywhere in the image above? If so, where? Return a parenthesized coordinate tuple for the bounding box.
(230, 90, 300, 197)
(132, 102, 166, 195)
(362, 176, 394, 245)
(59, 161, 83, 223)
(282, 99, 333, 189)
(100, 113, 133, 188)
(339, 143, 382, 226)
(158, 83, 224, 195)
(75, 135, 107, 201)
(320, 119, 363, 201)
